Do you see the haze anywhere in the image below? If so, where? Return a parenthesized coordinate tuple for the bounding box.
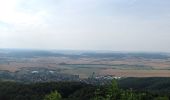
(0, 0, 170, 52)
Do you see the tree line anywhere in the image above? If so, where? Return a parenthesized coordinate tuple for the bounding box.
(0, 78, 170, 100)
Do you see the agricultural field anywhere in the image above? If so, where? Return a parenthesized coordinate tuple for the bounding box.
(1, 49, 170, 78)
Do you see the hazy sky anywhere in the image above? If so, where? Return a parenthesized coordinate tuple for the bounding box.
(0, 0, 170, 52)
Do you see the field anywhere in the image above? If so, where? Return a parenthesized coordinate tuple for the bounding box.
(1, 49, 170, 78)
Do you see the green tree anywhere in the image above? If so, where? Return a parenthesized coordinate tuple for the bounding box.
(92, 79, 120, 100)
(120, 89, 138, 100)
(154, 96, 169, 100)
(106, 79, 120, 100)
(92, 88, 105, 100)
(44, 91, 62, 100)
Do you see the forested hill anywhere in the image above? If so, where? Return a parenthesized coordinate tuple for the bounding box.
(118, 77, 170, 93)
(1, 78, 170, 100)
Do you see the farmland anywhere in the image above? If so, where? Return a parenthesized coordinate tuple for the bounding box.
(1, 49, 170, 78)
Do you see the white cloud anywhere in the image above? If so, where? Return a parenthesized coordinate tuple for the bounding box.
(0, 0, 170, 52)
(0, 0, 47, 27)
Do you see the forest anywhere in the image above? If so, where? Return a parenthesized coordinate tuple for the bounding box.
(0, 78, 170, 100)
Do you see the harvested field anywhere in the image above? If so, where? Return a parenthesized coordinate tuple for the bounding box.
(100, 69, 170, 77)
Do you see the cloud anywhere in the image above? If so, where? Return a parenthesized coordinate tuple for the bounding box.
(0, 0, 47, 27)
(0, 0, 170, 52)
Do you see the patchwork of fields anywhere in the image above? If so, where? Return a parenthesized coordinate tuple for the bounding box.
(1, 49, 170, 78)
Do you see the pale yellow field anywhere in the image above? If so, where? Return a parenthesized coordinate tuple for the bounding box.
(100, 69, 170, 77)
(1, 56, 170, 77)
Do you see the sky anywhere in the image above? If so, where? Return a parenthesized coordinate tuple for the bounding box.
(0, 0, 170, 52)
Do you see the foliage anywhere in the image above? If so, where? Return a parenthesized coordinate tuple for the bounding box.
(44, 91, 61, 100)
(154, 96, 169, 100)
(91, 79, 170, 100)
(0, 78, 170, 100)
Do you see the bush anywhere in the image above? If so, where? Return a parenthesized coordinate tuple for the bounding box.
(44, 91, 62, 100)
